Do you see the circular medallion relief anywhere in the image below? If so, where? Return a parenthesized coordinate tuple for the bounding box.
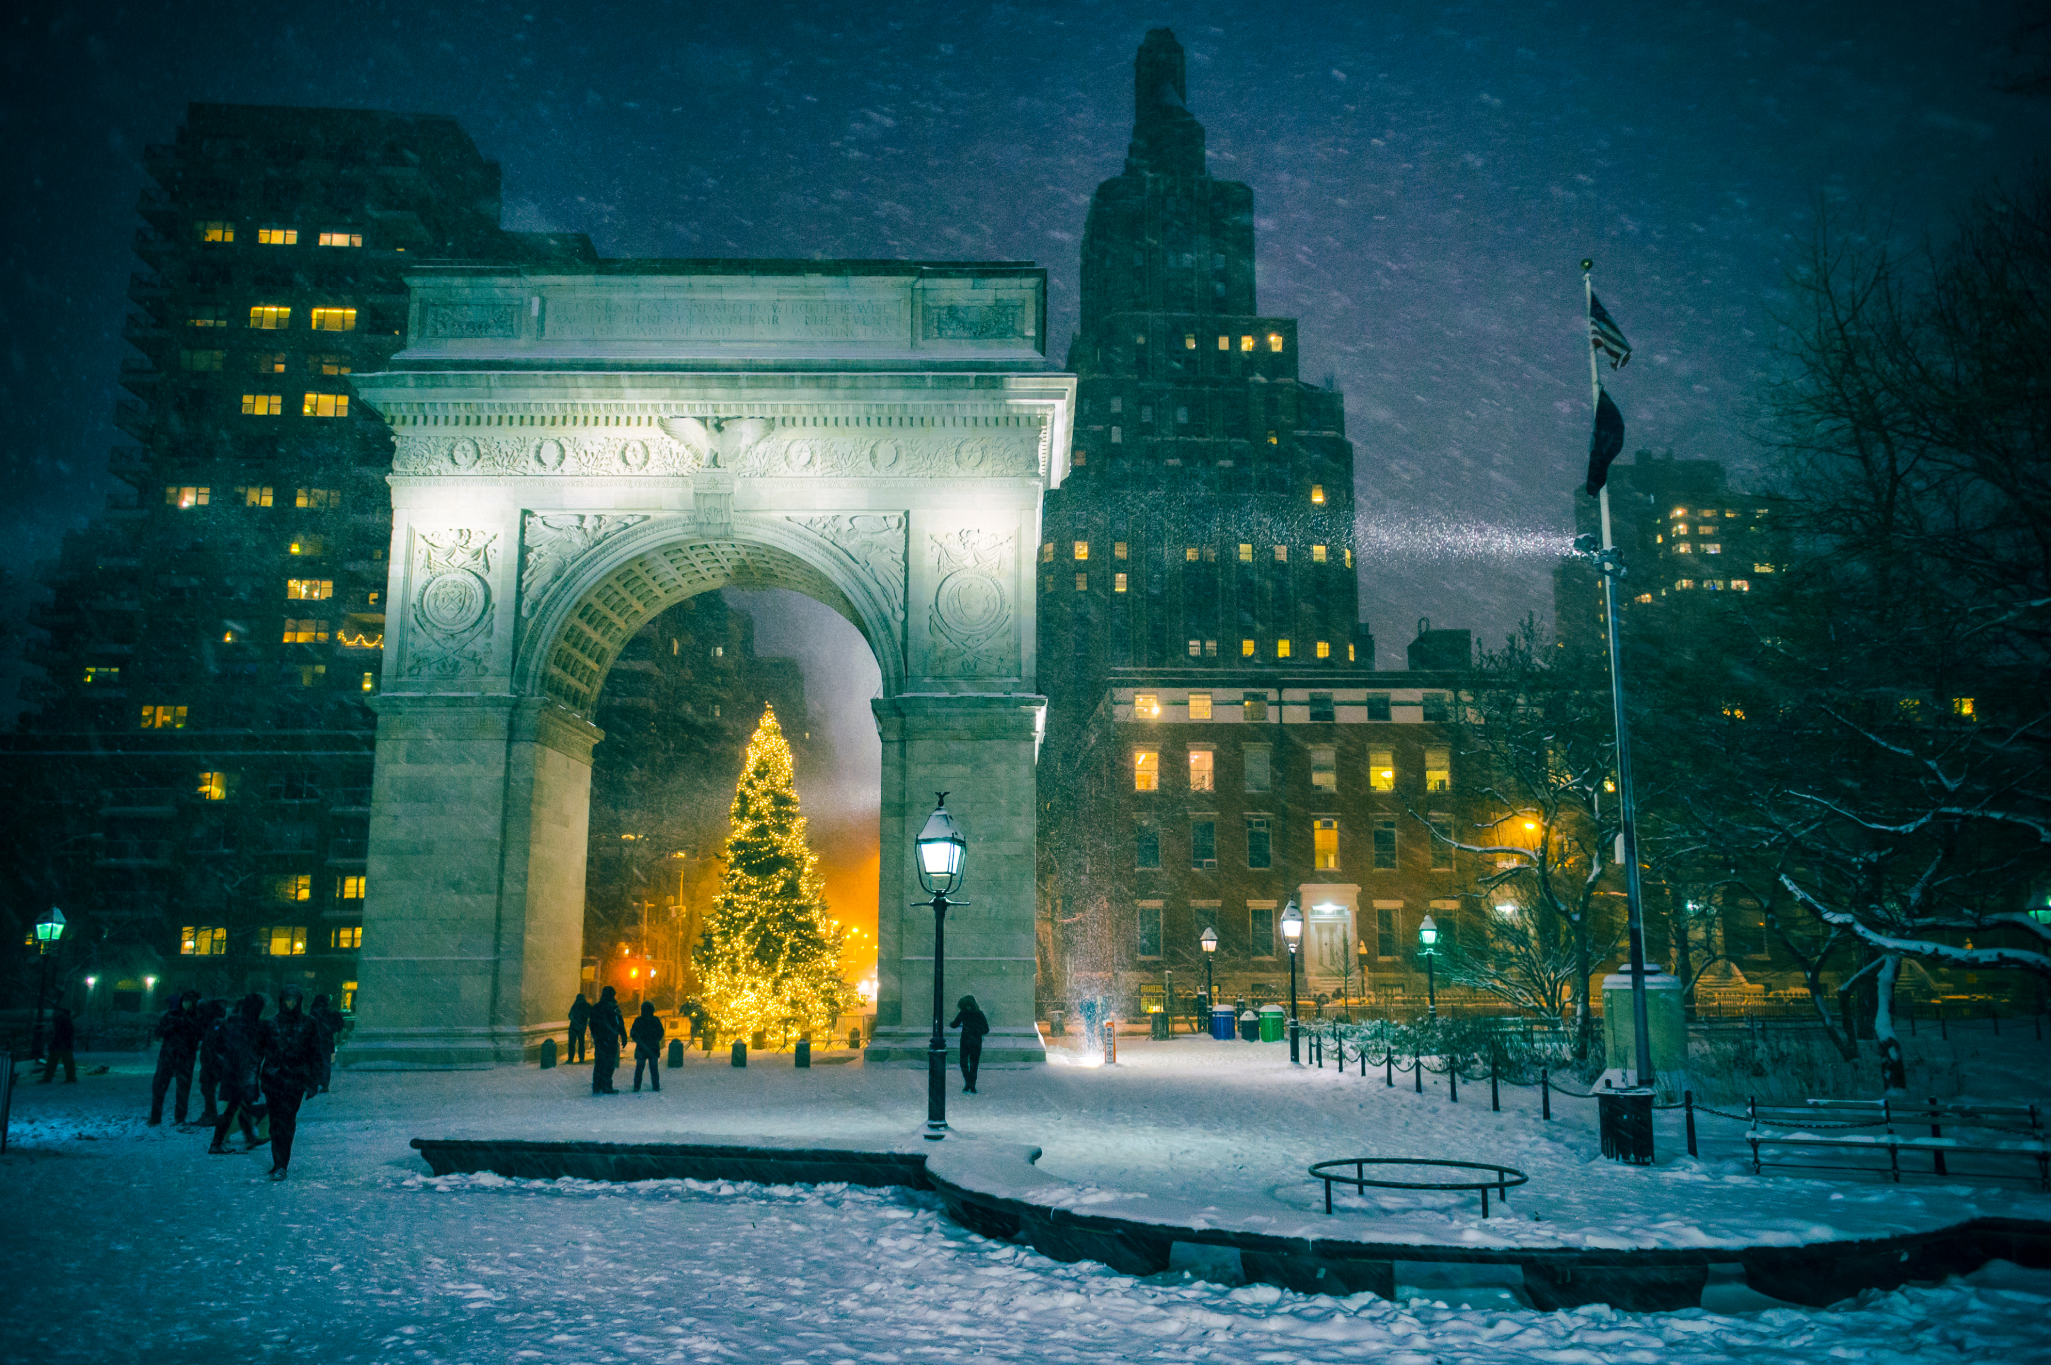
(936, 571, 1004, 636)
(953, 439, 990, 473)
(869, 440, 902, 473)
(533, 439, 566, 472)
(620, 439, 650, 471)
(418, 571, 490, 635)
(450, 438, 481, 470)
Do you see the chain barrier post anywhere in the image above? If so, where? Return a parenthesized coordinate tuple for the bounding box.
(1490, 1046, 1500, 1112)
(1385, 1053, 1393, 1087)
(1542, 1068, 1551, 1121)
(1685, 1090, 1697, 1157)
(1449, 1060, 1459, 1104)
(1415, 1057, 1422, 1094)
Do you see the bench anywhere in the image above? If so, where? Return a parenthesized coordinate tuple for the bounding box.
(1746, 1097, 2048, 1189)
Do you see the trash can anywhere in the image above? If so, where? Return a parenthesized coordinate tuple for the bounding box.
(1238, 1009, 1260, 1042)
(1258, 1004, 1286, 1043)
(1149, 1010, 1172, 1040)
(1210, 1006, 1236, 1040)
(1048, 1008, 1065, 1037)
(1598, 1085, 1656, 1164)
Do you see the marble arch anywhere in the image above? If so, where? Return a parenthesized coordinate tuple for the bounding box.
(344, 262, 1072, 1069)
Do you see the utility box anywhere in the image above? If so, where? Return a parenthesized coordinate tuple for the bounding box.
(1601, 963, 1689, 1101)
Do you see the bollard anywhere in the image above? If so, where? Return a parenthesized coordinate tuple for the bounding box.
(1542, 1068, 1551, 1121)
(1385, 1053, 1393, 1087)
(1360, 1045, 1367, 1078)
(1102, 1019, 1117, 1065)
(1685, 1090, 1698, 1157)
(1414, 1057, 1422, 1094)
(539, 1037, 557, 1070)
(1449, 1063, 1459, 1104)
(668, 1038, 684, 1069)
(731, 1040, 747, 1068)
(796, 1039, 811, 1069)
(850, 1028, 862, 1050)
(1490, 1049, 1500, 1112)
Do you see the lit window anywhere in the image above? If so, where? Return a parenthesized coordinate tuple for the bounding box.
(303, 393, 349, 418)
(286, 579, 334, 600)
(311, 307, 357, 332)
(286, 663, 327, 686)
(267, 925, 309, 956)
(1189, 750, 1215, 792)
(1348, 644, 1356, 661)
(1073, 541, 1089, 560)
(257, 227, 298, 245)
(1242, 639, 1257, 657)
(1425, 745, 1450, 791)
(188, 310, 227, 328)
(1217, 335, 1229, 351)
(242, 394, 283, 416)
(83, 666, 120, 686)
(1674, 542, 1692, 554)
(1134, 749, 1159, 792)
(1187, 639, 1203, 656)
(318, 231, 364, 248)
(1344, 548, 1353, 568)
(255, 352, 288, 374)
(249, 305, 291, 330)
(311, 353, 352, 376)
(180, 926, 228, 956)
(1268, 333, 1284, 352)
(1753, 563, 1774, 574)
(1315, 819, 1340, 870)
(1184, 333, 1196, 349)
(237, 485, 274, 507)
(164, 485, 210, 509)
(1310, 485, 1325, 505)
(1188, 692, 1212, 719)
(1372, 819, 1397, 870)
(1240, 335, 1254, 352)
(361, 671, 376, 692)
(337, 874, 366, 900)
(1316, 641, 1331, 659)
(1114, 572, 1128, 593)
(1134, 693, 1162, 720)
(330, 926, 363, 950)
(288, 536, 323, 555)
(282, 618, 330, 644)
(1114, 542, 1129, 560)
(1041, 542, 1053, 563)
(1267, 430, 1279, 445)
(1074, 572, 1088, 591)
(1273, 545, 1288, 563)
(1185, 547, 1201, 562)
(1204, 640, 1218, 656)
(197, 771, 228, 801)
(1237, 543, 1253, 562)
(180, 349, 225, 371)
(340, 981, 358, 1011)
(1276, 639, 1291, 658)
(198, 221, 235, 242)
(1672, 508, 1687, 518)
(1312, 545, 1328, 563)
(140, 705, 188, 730)
(1676, 579, 1695, 590)
(276, 875, 312, 903)
(1311, 746, 1337, 791)
(1370, 748, 1395, 791)
(1704, 543, 1722, 555)
(1731, 579, 1750, 592)
(295, 487, 340, 509)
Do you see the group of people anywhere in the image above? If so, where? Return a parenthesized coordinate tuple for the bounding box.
(566, 986, 667, 1094)
(146, 986, 344, 1180)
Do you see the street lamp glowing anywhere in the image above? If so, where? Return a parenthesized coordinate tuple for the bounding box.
(1417, 915, 1439, 951)
(34, 907, 66, 950)
(1280, 901, 1303, 1064)
(915, 794, 967, 898)
(1199, 927, 1218, 954)
(1280, 901, 1303, 948)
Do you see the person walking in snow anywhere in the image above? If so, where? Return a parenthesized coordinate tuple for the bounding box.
(258, 985, 326, 1180)
(949, 995, 989, 1094)
(149, 989, 205, 1125)
(629, 1002, 666, 1092)
(195, 998, 228, 1124)
(589, 986, 626, 1094)
(567, 991, 592, 1064)
(38, 1006, 77, 1083)
(209, 994, 267, 1154)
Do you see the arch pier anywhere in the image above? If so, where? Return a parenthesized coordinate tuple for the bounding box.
(344, 262, 1071, 1069)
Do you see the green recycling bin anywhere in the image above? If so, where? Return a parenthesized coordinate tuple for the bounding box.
(1258, 1004, 1286, 1042)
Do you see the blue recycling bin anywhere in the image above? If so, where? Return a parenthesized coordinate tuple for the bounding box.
(1210, 1005, 1236, 1040)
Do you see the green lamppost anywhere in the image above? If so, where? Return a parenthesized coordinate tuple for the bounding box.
(30, 907, 67, 1059)
(1199, 926, 1218, 1033)
(1281, 900, 1303, 1063)
(913, 794, 968, 1141)
(1417, 913, 1440, 1021)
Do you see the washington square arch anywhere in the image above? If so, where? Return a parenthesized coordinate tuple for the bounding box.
(343, 261, 1071, 1070)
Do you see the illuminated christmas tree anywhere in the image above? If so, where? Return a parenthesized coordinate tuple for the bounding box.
(700, 704, 856, 1045)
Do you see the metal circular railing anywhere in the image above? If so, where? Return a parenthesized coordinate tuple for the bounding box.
(1309, 1157, 1529, 1218)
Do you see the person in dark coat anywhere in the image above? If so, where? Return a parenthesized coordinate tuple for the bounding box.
(209, 994, 267, 1154)
(308, 993, 344, 1092)
(149, 989, 205, 1124)
(629, 1002, 665, 1092)
(195, 998, 228, 1123)
(38, 1006, 77, 1083)
(589, 986, 626, 1094)
(949, 995, 990, 1093)
(258, 984, 326, 1180)
(567, 992, 592, 1064)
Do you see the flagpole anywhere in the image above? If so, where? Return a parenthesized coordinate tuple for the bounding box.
(1582, 259, 1655, 1094)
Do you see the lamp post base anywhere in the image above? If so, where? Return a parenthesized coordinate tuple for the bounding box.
(925, 1042, 949, 1140)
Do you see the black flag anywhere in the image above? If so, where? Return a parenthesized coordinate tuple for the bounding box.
(1585, 387, 1624, 495)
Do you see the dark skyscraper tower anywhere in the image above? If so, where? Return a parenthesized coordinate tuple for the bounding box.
(1038, 29, 1372, 728)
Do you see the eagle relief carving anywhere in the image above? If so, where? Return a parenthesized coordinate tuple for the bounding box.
(403, 529, 498, 679)
(520, 514, 650, 617)
(927, 529, 1015, 677)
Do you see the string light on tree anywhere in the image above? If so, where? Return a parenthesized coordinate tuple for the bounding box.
(698, 705, 856, 1046)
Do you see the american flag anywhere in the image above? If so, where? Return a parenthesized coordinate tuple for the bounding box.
(1589, 293, 1633, 369)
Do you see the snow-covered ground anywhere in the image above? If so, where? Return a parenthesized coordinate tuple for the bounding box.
(5, 1043, 2049, 1362)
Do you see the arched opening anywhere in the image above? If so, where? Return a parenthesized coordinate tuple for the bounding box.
(579, 587, 882, 1027)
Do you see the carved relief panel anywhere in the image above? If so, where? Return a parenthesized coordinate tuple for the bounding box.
(920, 526, 1019, 680)
(399, 529, 502, 681)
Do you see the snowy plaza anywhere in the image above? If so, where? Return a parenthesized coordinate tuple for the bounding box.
(7, 1033, 2051, 1362)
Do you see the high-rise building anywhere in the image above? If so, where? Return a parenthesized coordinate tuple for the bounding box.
(1036, 29, 1373, 728)
(0, 104, 573, 1015)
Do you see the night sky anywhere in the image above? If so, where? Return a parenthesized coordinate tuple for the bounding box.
(5, 0, 2047, 707)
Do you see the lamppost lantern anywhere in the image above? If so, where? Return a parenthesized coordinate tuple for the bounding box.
(1417, 914, 1439, 951)
(1280, 901, 1303, 1064)
(913, 793, 969, 1141)
(1417, 914, 1440, 1021)
(914, 794, 968, 899)
(34, 907, 66, 950)
(1199, 927, 1218, 954)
